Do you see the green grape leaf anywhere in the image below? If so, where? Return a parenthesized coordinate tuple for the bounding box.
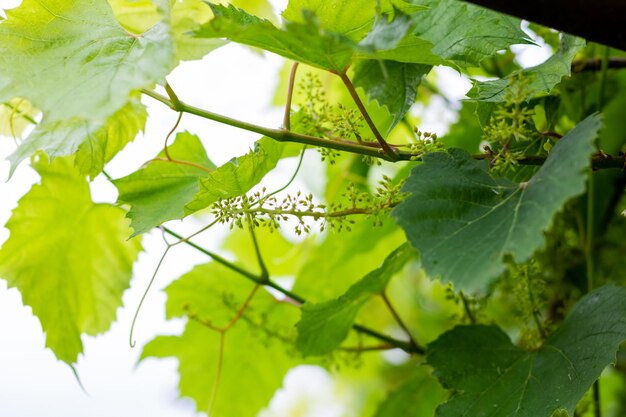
(427, 284, 626, 417)
(410, 0, 531, 67)
(283, 0, 382, 40)
(194, 3, 357, 71)
(8, 99, 147, 178)
(373, 368, 447, 417)
(185, 137, 298, 214)
(0, 0, 174, 122)
(0, 156, 142, 364)
(296, 243, 416, 356)
(109, 0, 227, 62)
(195, 3, 419, 71)
(282, 0, 426, 41)
(141, 262, 299, 416)
(392, 113, 601, 293)
(0, 98, 38, 138)
(353, 60, 431, 134)
(370, 0, 529, 67)
(114, 131, 215, 236)
(469, 35, 586, 102)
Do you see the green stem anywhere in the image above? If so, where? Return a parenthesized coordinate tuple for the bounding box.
(335, 71, 397, 159)
(586, 158, 600, 417)
(572, 57, 626, 72)
(597, 46, 611, 111)
(1, 101, 38, 125)
(460, 292, 476, 324)
(526, 272, 546, 338)
(283, 62, 299, 130)
(353, 324, 422, 354)
(164, 81, 183, 111)
(587, 172, 595, 292)
(246, 216, 269, 282)
(142, 88, 626, 170)
(219, 201, 398, 221)
(129, 245, 170, 347)
(594, 379, 602, 417)
(142, 88, 395, 161)
(252, 145, 307, 207)
(381, 292, 419, 350)
(162, 226, 260, 283)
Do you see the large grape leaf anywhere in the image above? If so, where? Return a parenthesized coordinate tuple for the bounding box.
(282, 0, 432, 42)
(194, 3, 357, 71)
(392, 113, 601, 293)
(407, 0, 531, 68)
(141, 262, 300, 416)
(0, 0, 174, 122)
(195, 3, 418, 71)
(185, 137, 299, 214)
(469, 35, 586, 102)
(0, 156, 142, 364)
(296, 243, 416, 356)
(114, 132, 215, 236)
(427, 284, 626, 417)
(368, 0, 529, 67)
(353, 60, 431, 133)
(8, 99, 147, 178)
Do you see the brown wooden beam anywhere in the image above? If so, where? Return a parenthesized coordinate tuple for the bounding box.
(464, 0, 626, 51)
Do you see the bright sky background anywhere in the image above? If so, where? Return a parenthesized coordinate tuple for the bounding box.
(0, 1, 551, 415)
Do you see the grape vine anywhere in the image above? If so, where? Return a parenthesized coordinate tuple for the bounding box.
(1, 1, 626, 417)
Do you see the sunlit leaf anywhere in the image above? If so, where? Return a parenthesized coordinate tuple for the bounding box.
(185, 137, 299, 214)
(9, 99, 147, 178)
(0, 0, 174, 122)
(141, 262, 300, 416)
(194, 3, 357, 71)
(196, 3, 422, 71)
(283, 0, 383, 40)
(0, 156, 142, 364)
(114, 131, 215, 236)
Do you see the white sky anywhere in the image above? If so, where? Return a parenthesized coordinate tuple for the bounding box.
(0, 1, 551, 415)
